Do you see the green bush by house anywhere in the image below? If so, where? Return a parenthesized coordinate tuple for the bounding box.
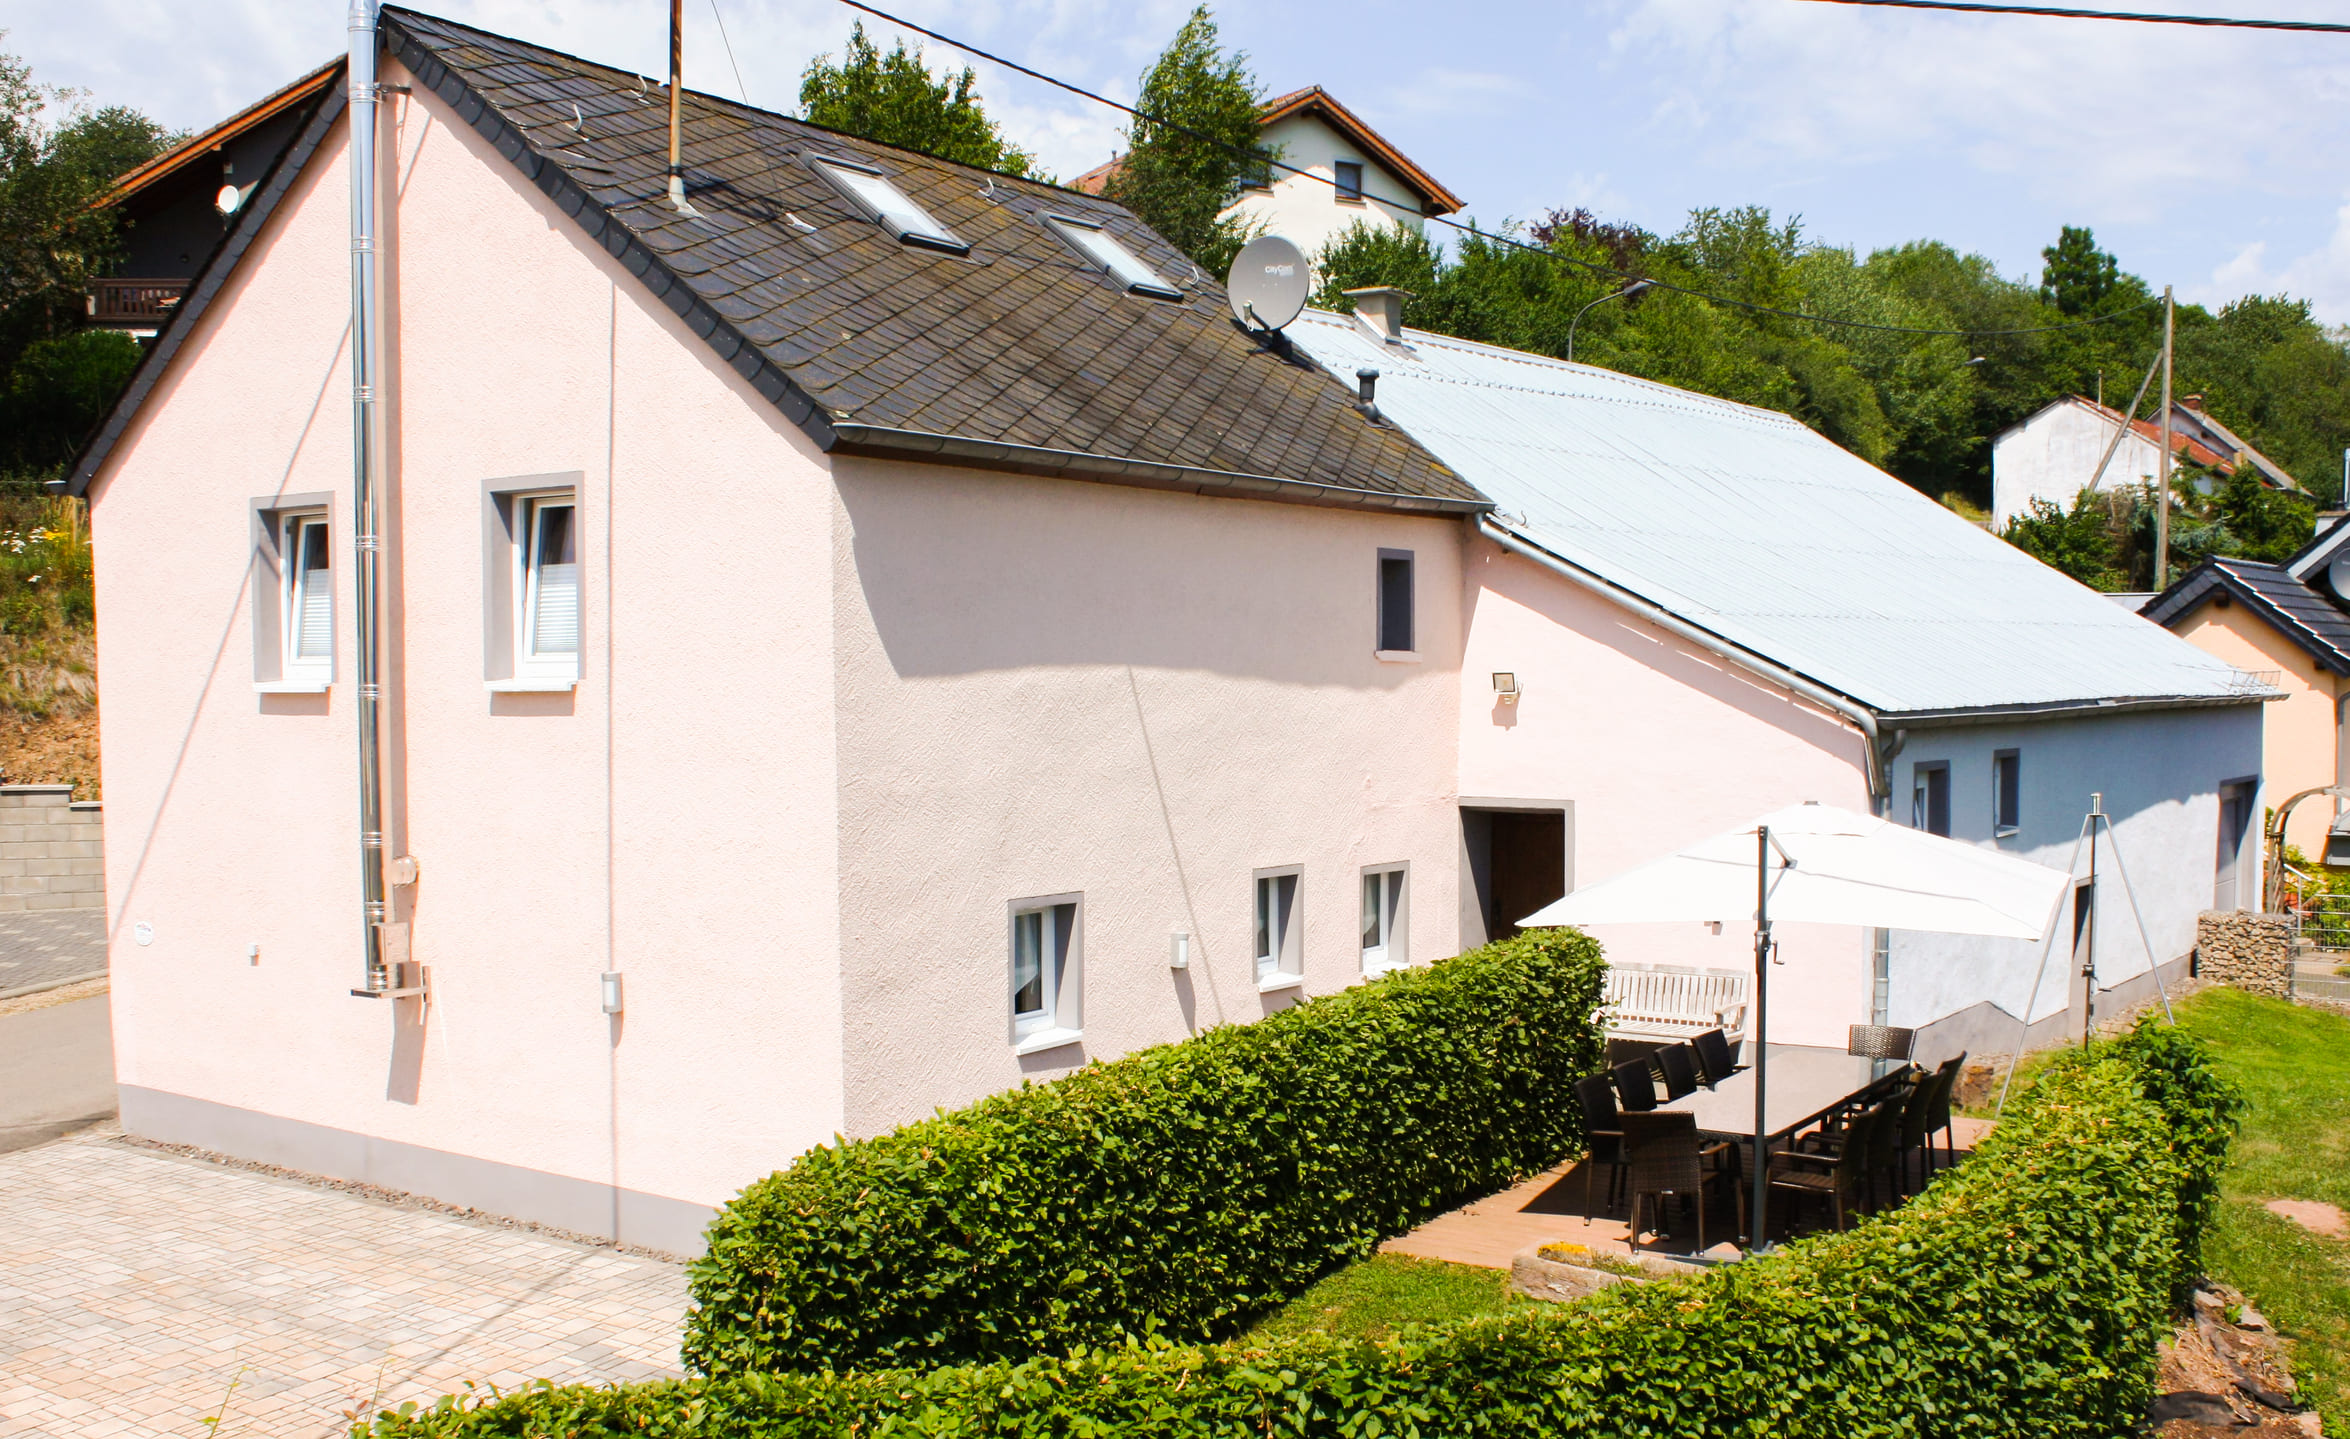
(685, 930, 1611, 1372)
(362, 1018, 2236, 1439)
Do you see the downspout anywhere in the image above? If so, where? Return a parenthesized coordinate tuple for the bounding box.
(1478, 519, 1902, 1029)
(346, 0, 401, 998)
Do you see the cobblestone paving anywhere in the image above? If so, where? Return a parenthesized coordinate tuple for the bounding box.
(0, 1133, 686, 1437)
(0, 910, 106, 996)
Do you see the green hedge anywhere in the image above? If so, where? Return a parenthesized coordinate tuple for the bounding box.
(362, 1019, 2237, 1439)
(685, 930, 1610, 1373)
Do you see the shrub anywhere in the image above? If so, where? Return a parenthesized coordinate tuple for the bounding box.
(684, 930, 1610, 1373)
(361, 1029, 2236, 1439)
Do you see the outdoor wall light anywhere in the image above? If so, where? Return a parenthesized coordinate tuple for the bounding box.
(1492, 672, 1519, 705)
(1170, 932, 1191, 970)
(601, 971, 625, 1015)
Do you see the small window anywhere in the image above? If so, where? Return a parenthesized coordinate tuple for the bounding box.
(1361, 866, 1407, 976)
(1010, 895, 1082, 1051)
(812, 157, 968, 253)
(517, 494, 580, 683)
(1377, 549, 1415, 654)
(1255, 867, 1303, 990)
(1334, 160, 1364, 203)
(1913, 762, 1951, 837)
(1043, 215, 1181, 298)
(281, 512, 332, 685)
(1992, 750, 2021, 836)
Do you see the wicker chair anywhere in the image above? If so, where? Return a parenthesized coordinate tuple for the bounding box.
(1691, 1027, 1739, 1085)
(1612, 1057, 1660, 1113)
(1657, 1042, 1702, 1101)
(1792, 1092, 1900, 1209)
(1575, 1074, 1627, 1217)
(1894, 1070, 1939, 1194)
(1621, 1111, 1737, 1253)
(1846, 1024, 1917, 1062)
(1771, 1099, 1889, 1234)
(1920, 1053, 1966, 1177)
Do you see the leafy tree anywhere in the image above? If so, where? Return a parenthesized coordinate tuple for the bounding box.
(1103, 6, 1271, 275)
(799, 23, 1035, 178)
(0, 329, 140, 471)
(2040, 225, 2121, 316)
(2003, 490, 2130, 590)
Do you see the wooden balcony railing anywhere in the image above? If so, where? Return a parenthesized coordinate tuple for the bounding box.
(87, 278, 188, 327)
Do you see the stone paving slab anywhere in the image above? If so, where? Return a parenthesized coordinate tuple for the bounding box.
(0, 1133, 687, 1437)
(0, 910, 107, 996)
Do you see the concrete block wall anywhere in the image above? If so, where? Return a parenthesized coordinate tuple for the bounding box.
(0, 784, 105, 912)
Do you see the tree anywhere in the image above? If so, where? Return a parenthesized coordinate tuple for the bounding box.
(2039, 225, 2120, 316)
(798, 23, 1035, 178)
(1103, 6, 1270, 274)
(2003, 490, 2129, 591)
(0, 329, 140, 472)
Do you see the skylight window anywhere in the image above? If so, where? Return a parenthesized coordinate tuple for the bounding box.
(1045, 215, 1182, 299)
(810, 157, 967, 254)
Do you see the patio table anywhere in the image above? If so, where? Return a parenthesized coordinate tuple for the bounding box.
(1657, 1049, 1894, 1148)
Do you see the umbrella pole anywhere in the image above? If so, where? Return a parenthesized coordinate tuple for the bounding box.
(2096, 813, 2176, 1025)
(2083, 795, 2100, 1048)
(1750, 825, 1771, 1250)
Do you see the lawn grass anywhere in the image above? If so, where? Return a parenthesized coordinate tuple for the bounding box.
(1241, 1254, 1522, 1344)
(2173, 987, 2350, 1435)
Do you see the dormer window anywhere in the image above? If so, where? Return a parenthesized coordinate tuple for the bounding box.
(1043, 215, 1180, 299)
(810, 157, 967, 254)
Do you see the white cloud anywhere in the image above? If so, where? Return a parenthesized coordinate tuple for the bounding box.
(2187, 200, 2350, 321)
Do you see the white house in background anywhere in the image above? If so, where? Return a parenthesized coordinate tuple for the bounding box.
(1076, 87, 1462, 260)
(1991, 394, 2301, 529)
(1293, 298, 2276, 1067)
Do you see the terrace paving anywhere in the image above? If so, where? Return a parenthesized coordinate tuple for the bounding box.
(0, 1131, 686, 1438)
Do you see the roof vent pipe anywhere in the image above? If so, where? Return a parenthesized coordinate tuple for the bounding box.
(665, 0, 701, 217)
(1344, 286, 1411, 344)
(1356, 366, 1380, 421)
(345, 0, 406, 1000)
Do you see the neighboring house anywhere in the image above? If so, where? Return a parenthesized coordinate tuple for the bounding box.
(1991, 393, 2301, 529)
(1074, 86, 1461, 260)
(2142, 519, 2350, 861)
(1287, 300, 2273, 1069)
(85, 63, 339, 337)
(73, 6, 2269, 1257)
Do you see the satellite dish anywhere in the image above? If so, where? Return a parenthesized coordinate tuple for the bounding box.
(1227, 235, 1310, 333)
(2328, 550, 2350, 600)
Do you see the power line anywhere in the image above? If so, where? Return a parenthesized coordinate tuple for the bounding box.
(1797, 0, 2350, 33)
(832, 0, 2161, 341)
(709, 0, 752, 107)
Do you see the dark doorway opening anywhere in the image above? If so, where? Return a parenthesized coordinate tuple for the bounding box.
(1461, 805, 1569, 945)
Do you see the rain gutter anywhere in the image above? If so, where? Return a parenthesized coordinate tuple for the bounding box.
(1478, 518, 1889, 807)
(1880, 691, 2279, 728)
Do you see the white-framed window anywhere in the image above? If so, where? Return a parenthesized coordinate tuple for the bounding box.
(1010, 895, 1082, 1053)
(1360, 865, 1407, 976)
(1254, 867, 1303, 990)
(280, 511, 332, 684)
(515, 491, 580, 684)
(811, 156, 968, 254)
(1992, 750, 2021, 837)
(1912, 761, 1950, 837)
(1376, 548, 1415, 657)
(1334, 160, 1365, 203)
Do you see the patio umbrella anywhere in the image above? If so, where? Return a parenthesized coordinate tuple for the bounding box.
(1519, 802, 2071, 1248)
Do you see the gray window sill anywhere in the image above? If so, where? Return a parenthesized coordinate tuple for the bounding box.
(1374, 650, 1420, 664)
(485, 677, 578, 693)
(253, 679, 330, 694)
(1256, 972, 1306, 994)
(1013, 1027, 1083, 1056)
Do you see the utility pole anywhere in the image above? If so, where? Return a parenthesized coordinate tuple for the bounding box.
(2156, 285, 2174, 589)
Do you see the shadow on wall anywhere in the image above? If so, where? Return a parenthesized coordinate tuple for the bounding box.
(836, 463, 1437, 686)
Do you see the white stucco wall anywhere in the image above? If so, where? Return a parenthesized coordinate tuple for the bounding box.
(1454, 539, 1879, 1050)
(1991, 401, 2161, 528)
(92, 68, 847, 1232)
(1886, 705, 2264, 1047)
(1221, 112, 1428, 261)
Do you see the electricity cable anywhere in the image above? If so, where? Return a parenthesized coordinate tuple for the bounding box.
(1797, 0, 2350, 34)
(832, 0, 2163, 340)
(709, 0, 752, 107)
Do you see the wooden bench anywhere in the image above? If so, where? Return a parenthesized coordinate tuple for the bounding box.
(1602, 963, 1750, 1045)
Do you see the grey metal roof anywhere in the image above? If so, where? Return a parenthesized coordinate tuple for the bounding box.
(2142, 557, 2350, 675)
(1287, 311, 2262, 715)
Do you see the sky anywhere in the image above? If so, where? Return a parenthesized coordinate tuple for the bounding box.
(13, 0, 2350, 322)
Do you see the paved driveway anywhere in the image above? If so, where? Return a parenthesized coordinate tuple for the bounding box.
(0, 910, 107, 997)
(0, 1134, 687, 1437)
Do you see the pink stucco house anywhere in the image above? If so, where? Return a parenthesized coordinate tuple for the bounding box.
(71, 8, 2268, 1254)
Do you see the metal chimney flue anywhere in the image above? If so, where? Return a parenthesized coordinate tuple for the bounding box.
(665, 0, 701, 217)
(1343, 286, 1412, 344)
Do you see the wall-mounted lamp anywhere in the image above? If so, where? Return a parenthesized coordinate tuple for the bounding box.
(600, 971, 625, 1015)
(1169, 932, 1191, 970)
(1491, 672, 1519, 705)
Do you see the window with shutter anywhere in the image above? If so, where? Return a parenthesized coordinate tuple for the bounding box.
(517, 495, 580, 681)
(281, 512, 332, 684)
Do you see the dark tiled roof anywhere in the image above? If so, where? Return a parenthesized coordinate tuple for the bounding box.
(2142, 556, 2350, 673)
(377, 9, 1480, 512)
